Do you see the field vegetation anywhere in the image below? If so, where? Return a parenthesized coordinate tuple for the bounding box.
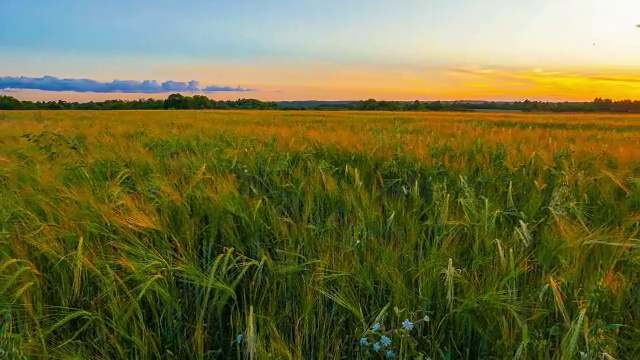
(0, 110, 639, 359)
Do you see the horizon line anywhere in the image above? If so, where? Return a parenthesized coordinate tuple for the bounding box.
(1, 94, 635, 103)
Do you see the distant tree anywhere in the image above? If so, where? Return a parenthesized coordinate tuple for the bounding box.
(408, 100, 423, 111)
(377, 101, 401, 111)
(427, 101, 443, 111)
(235, 98, 277, 110)
(521, 99, 535, 112)
(20, 100, 38, 110)
(0, 95, 24, 110)
(362, 99, 378, 110)
(163, 93, 190, 109)
(128, 98, 163, 110)
(212, 100, 229, 109)
(593, 98, 614, 112)
(83, 102, 100, 110)
(189, 95, 212, 109)
(44, 101, 64, 110)
(102, 100, 127, 110)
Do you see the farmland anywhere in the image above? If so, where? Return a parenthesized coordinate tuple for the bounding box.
(0, 110, 639, 359)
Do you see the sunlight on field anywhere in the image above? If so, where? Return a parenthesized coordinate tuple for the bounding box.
(1, 110, 639, 164)
(0, 110, 639, 359)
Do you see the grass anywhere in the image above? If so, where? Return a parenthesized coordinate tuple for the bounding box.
(0, 110, 639, 359)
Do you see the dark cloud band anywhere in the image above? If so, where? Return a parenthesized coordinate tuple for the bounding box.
(0, 76, 254, 93)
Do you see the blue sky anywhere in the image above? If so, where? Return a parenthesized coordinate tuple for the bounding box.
(1, 0, 639, 100)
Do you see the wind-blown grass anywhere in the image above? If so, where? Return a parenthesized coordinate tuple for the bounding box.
(0, 110, 639, 359)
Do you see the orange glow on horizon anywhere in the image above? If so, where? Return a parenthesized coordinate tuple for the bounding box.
(3, 63, 640, 102)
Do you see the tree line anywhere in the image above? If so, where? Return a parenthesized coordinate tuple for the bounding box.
(0, 94, 280, 111)
(1, 93, 640, 113)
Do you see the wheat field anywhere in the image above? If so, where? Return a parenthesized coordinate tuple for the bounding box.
(0, 110, 639, 359)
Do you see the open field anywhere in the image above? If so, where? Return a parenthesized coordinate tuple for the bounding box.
(0, 110, 639, 359)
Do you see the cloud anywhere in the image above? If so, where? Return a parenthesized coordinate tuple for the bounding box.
(202, 85, 256, 92)
(589, 76, 640, 84)
(0, 76, 254, 93)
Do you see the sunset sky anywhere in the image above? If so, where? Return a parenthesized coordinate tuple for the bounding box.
(1, 0, 639, 101)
